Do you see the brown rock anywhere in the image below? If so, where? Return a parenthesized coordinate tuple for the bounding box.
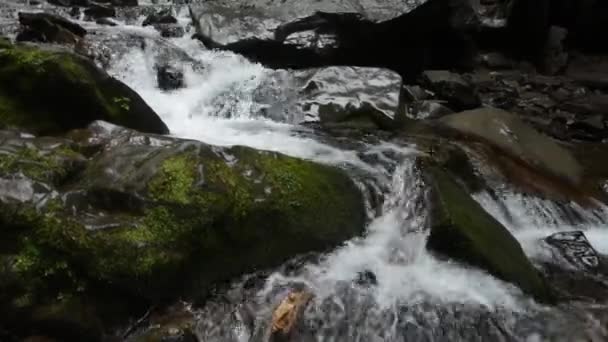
(270, 290, 313, 342)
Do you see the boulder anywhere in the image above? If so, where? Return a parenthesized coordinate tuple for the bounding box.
(156, 64, 184, 91)
(0, 124, 365, 339)
(545, 231, 602, 271)
(84, 3, 116, 19)
(142, 9, 177, 27)
(0, 43, 168, 135)
(47, 0, 89, 6)
(424, 165, 552, 302)
(439, 108, 583, 185)
(155, 24, 185, 38)
(269, 290, 313, 342)
(419, 70, 481, 111)
(561, 94, 608, 116)
(296, 66, 402, 129)
(16, 12, 86, 46)
(190, 0, 479, 78)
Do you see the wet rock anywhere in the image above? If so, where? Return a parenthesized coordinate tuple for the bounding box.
(16, 12, 86, 45)
(155, 24, 185, 38)
(156, 64, 184, 91)
(84, 3, 116, 19)
(419, 70, 481, 111)
(190, 0, 479, 77)
(296, 67, 402, 129)
(47, 0, 90, 6)
(0, 43, 168, 135)
(355, 270, 378, 287)
(0, 121, 365, 318)
(142, 9, 177, 27)
(545, 231, 602, 271)
(96, 17, 117, 26)
(561, 94, 608, 116)
(440, 108, 583, 185)
(270, 290, 313, 342)
(567, 115, 607, 142)
(481, 52, 512, 69)
(135, 304, 198, 342)
(424, 165, 552, 302)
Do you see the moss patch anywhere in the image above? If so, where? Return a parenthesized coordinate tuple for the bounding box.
(425, 164, 553, 302)
(0, 44, 168, 135)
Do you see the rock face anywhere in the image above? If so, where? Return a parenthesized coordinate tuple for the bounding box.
(0, 123, 365, 340)
(16, 12, 86, 45)
(0, 42, 168, 135)
(545, 231, 602, 271)
(424, 165, 552, 302)
(439, 108, 582, 185)
(419, 70, 481, 111)
(296, 67, 402, 129)
(190, 0, 478, 78)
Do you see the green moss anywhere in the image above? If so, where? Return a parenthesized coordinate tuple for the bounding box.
(426, 165, 552, 302)
(0, 44, 168, 135)
(149, 154, 197, 204)
(113, 96, 131, 111)
(0, 146, 77, 183)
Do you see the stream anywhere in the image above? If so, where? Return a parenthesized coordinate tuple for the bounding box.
(2, 0, 608, 340)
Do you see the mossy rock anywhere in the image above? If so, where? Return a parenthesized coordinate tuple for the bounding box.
(0, 43, 168, 135)
(424, 163, 553, 302)
(0, 125, 365, 323)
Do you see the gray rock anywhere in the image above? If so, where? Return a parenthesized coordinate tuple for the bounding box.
(440, 108, 583, 184)
(296, 67, 402, 129)
(420, 70, 481, 111)
(156, 64, 184, 91)
(545, 231, 602, 271)
(84, 3, 116, 19)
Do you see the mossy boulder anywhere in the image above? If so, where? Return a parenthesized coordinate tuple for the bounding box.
(423, 164, 552, 302)
(0, 125, 365, 339)
(0, 42, 169, 135)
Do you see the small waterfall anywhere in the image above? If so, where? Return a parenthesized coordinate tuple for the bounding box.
(81, 10, 608, 341)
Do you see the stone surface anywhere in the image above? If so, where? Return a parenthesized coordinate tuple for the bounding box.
(440, 108, 583, 184)
(16, 12, 86, 46)
(0, 123, 365, 340)
(0, 43, 169, 135)
(420, 70, 481, 111)
(296, 67, 402, 128)
(424, 164, 552, 302)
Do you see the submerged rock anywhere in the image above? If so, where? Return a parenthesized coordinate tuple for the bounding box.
(424, 165, 552, 302)
(156, 64, 184, 91)
(142, 9, 177, 27)
(0, 43, 168, 135)
(0, 124, 365, 340)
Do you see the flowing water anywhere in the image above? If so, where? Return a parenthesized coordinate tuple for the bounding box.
(2, 1, 608, 340)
